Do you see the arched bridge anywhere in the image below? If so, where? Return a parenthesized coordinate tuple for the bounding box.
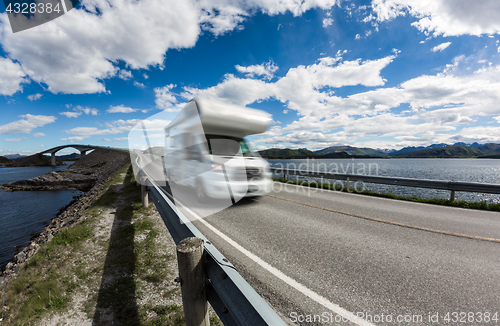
(40, 144, 97, 166)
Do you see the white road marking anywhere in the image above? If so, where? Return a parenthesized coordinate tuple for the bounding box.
(176, 201, 375, 326)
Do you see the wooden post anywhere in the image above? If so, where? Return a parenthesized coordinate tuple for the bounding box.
(450, 190, 455, 201)
(177, 237, 209, 326)
(283, 173, 287, 180)
(141, 175, 149, 208)
(346, 177, 351, 191)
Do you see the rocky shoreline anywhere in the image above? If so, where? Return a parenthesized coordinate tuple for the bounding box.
(0, 148, 131, 291)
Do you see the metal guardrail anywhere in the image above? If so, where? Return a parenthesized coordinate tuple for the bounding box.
(271, 167, 500, 201)
(134, 155, 287, 326)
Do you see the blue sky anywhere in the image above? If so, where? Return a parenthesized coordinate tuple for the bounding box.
(1, 0, 500, 155)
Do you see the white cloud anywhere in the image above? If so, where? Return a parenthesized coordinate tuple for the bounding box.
(134, 81, 146, 88)
(27, 93, 43, 101)
(179, 52, 500, 149)
(371, 0, 500, 37)
(181, 54, 396, 124)
(60, 111, 81, 118)
(4, 132, 45, 142)
(61, 136, 88, 142)
(431, 41, 451, 52)
(154, 84, 182, 111)
(107, 105, 137, 114)
(0, 0, 339, 95)
(60, 105, 99, 118)
(0, 57, 27, 95)
(64, 118, 170, 138)
(235, 60, 278, 80)
(101, 136, 128, 142)
(118, 70, 133, 80)
(323, 18, 334, 28)
(451, 126, 500, 143)
(0, 114, 56, 135)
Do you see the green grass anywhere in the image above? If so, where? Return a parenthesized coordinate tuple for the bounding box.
(51, 225, 92, 247)
(4, 241, 74, 323)
(273, 178, 500, 212)
(2, 164, 222, 326)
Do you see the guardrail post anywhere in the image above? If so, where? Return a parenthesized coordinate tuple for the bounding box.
(346, 177, 351, 191)
(177, 237, 209, 326)
(283, 172, 287, 180)
(450, 190, 455, 201)
(141, 174, 149, 208)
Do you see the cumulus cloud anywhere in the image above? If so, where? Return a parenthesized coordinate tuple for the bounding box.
(118, 70, 133, 80)
(61, 136, 87, 142)
(177, 52, 500, 149)
(182, 53, 396, 124)
(0, 0, 339, 95)
(323, 18, 334, 27)
(370, 0, 500, 37)
(64, 118, 170, 139)
(431, 41, 451, 52)
(154, 84, 183, 111)
(0, 57, 27, 95)
(0, 0, 201, 94)
(27, 93, 43, 101)
(60, 105, 99, 118)
(107, 105, 137, 114)
(4, 132, 45, 142)
(235, 60, 278, 80)
(0, 114, 56, 134)
(101, 136, 128, 142)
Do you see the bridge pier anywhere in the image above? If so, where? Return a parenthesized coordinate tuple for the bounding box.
(80, 150, 87, 158)
(51, 153, 56, 167)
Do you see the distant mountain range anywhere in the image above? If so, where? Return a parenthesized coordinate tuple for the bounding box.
(258, 143, 500, 159)
(316, 145, 389, 157)
(4, 154, 26, 160)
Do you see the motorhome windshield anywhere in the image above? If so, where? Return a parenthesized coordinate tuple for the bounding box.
(206, 135, 255, 157)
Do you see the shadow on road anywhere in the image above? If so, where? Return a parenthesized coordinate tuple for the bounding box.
(92, 171, 140, 325)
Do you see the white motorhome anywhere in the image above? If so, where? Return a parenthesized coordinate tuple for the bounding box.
(163, 98, 272, 202)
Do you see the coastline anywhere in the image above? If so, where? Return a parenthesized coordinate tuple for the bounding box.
(0, 149, 130, 291)
(0, 160, 222, 325)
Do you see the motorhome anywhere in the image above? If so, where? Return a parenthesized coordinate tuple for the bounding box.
(163, 98, 272, 202)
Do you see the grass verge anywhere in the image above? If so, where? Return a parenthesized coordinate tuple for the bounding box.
(0, 164, 222, 325)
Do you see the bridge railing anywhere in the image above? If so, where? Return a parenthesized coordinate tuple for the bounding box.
(270, 167, 500, 201)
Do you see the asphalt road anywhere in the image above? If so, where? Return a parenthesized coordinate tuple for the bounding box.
(182, 182, 500, 325)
